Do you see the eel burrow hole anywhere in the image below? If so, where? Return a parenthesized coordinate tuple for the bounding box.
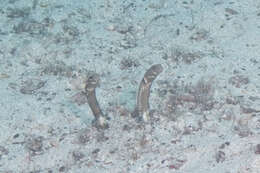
(135, 64, 163, 122)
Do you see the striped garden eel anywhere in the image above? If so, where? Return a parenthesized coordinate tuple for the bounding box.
(133, 64, 163, 122)
(85, 74, 108, 129)
(85, 64, 163, 129)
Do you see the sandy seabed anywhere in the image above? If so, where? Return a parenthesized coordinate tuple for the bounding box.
(0, 0, 260, 172)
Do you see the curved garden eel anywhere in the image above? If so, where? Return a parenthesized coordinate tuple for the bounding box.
(85, 64, 163, 129)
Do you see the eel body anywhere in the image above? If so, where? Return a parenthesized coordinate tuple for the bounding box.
(134, 64, 163, 122)
(84, 64, 163, 128)
(85, 74, 108, 129)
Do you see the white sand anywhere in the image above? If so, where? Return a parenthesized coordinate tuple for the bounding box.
(0, 0, 259, 172)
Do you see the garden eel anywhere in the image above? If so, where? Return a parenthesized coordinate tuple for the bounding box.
(85, 64, 163, 129)
(85, 74, 108, 129)
(133, 64, 163, 122)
